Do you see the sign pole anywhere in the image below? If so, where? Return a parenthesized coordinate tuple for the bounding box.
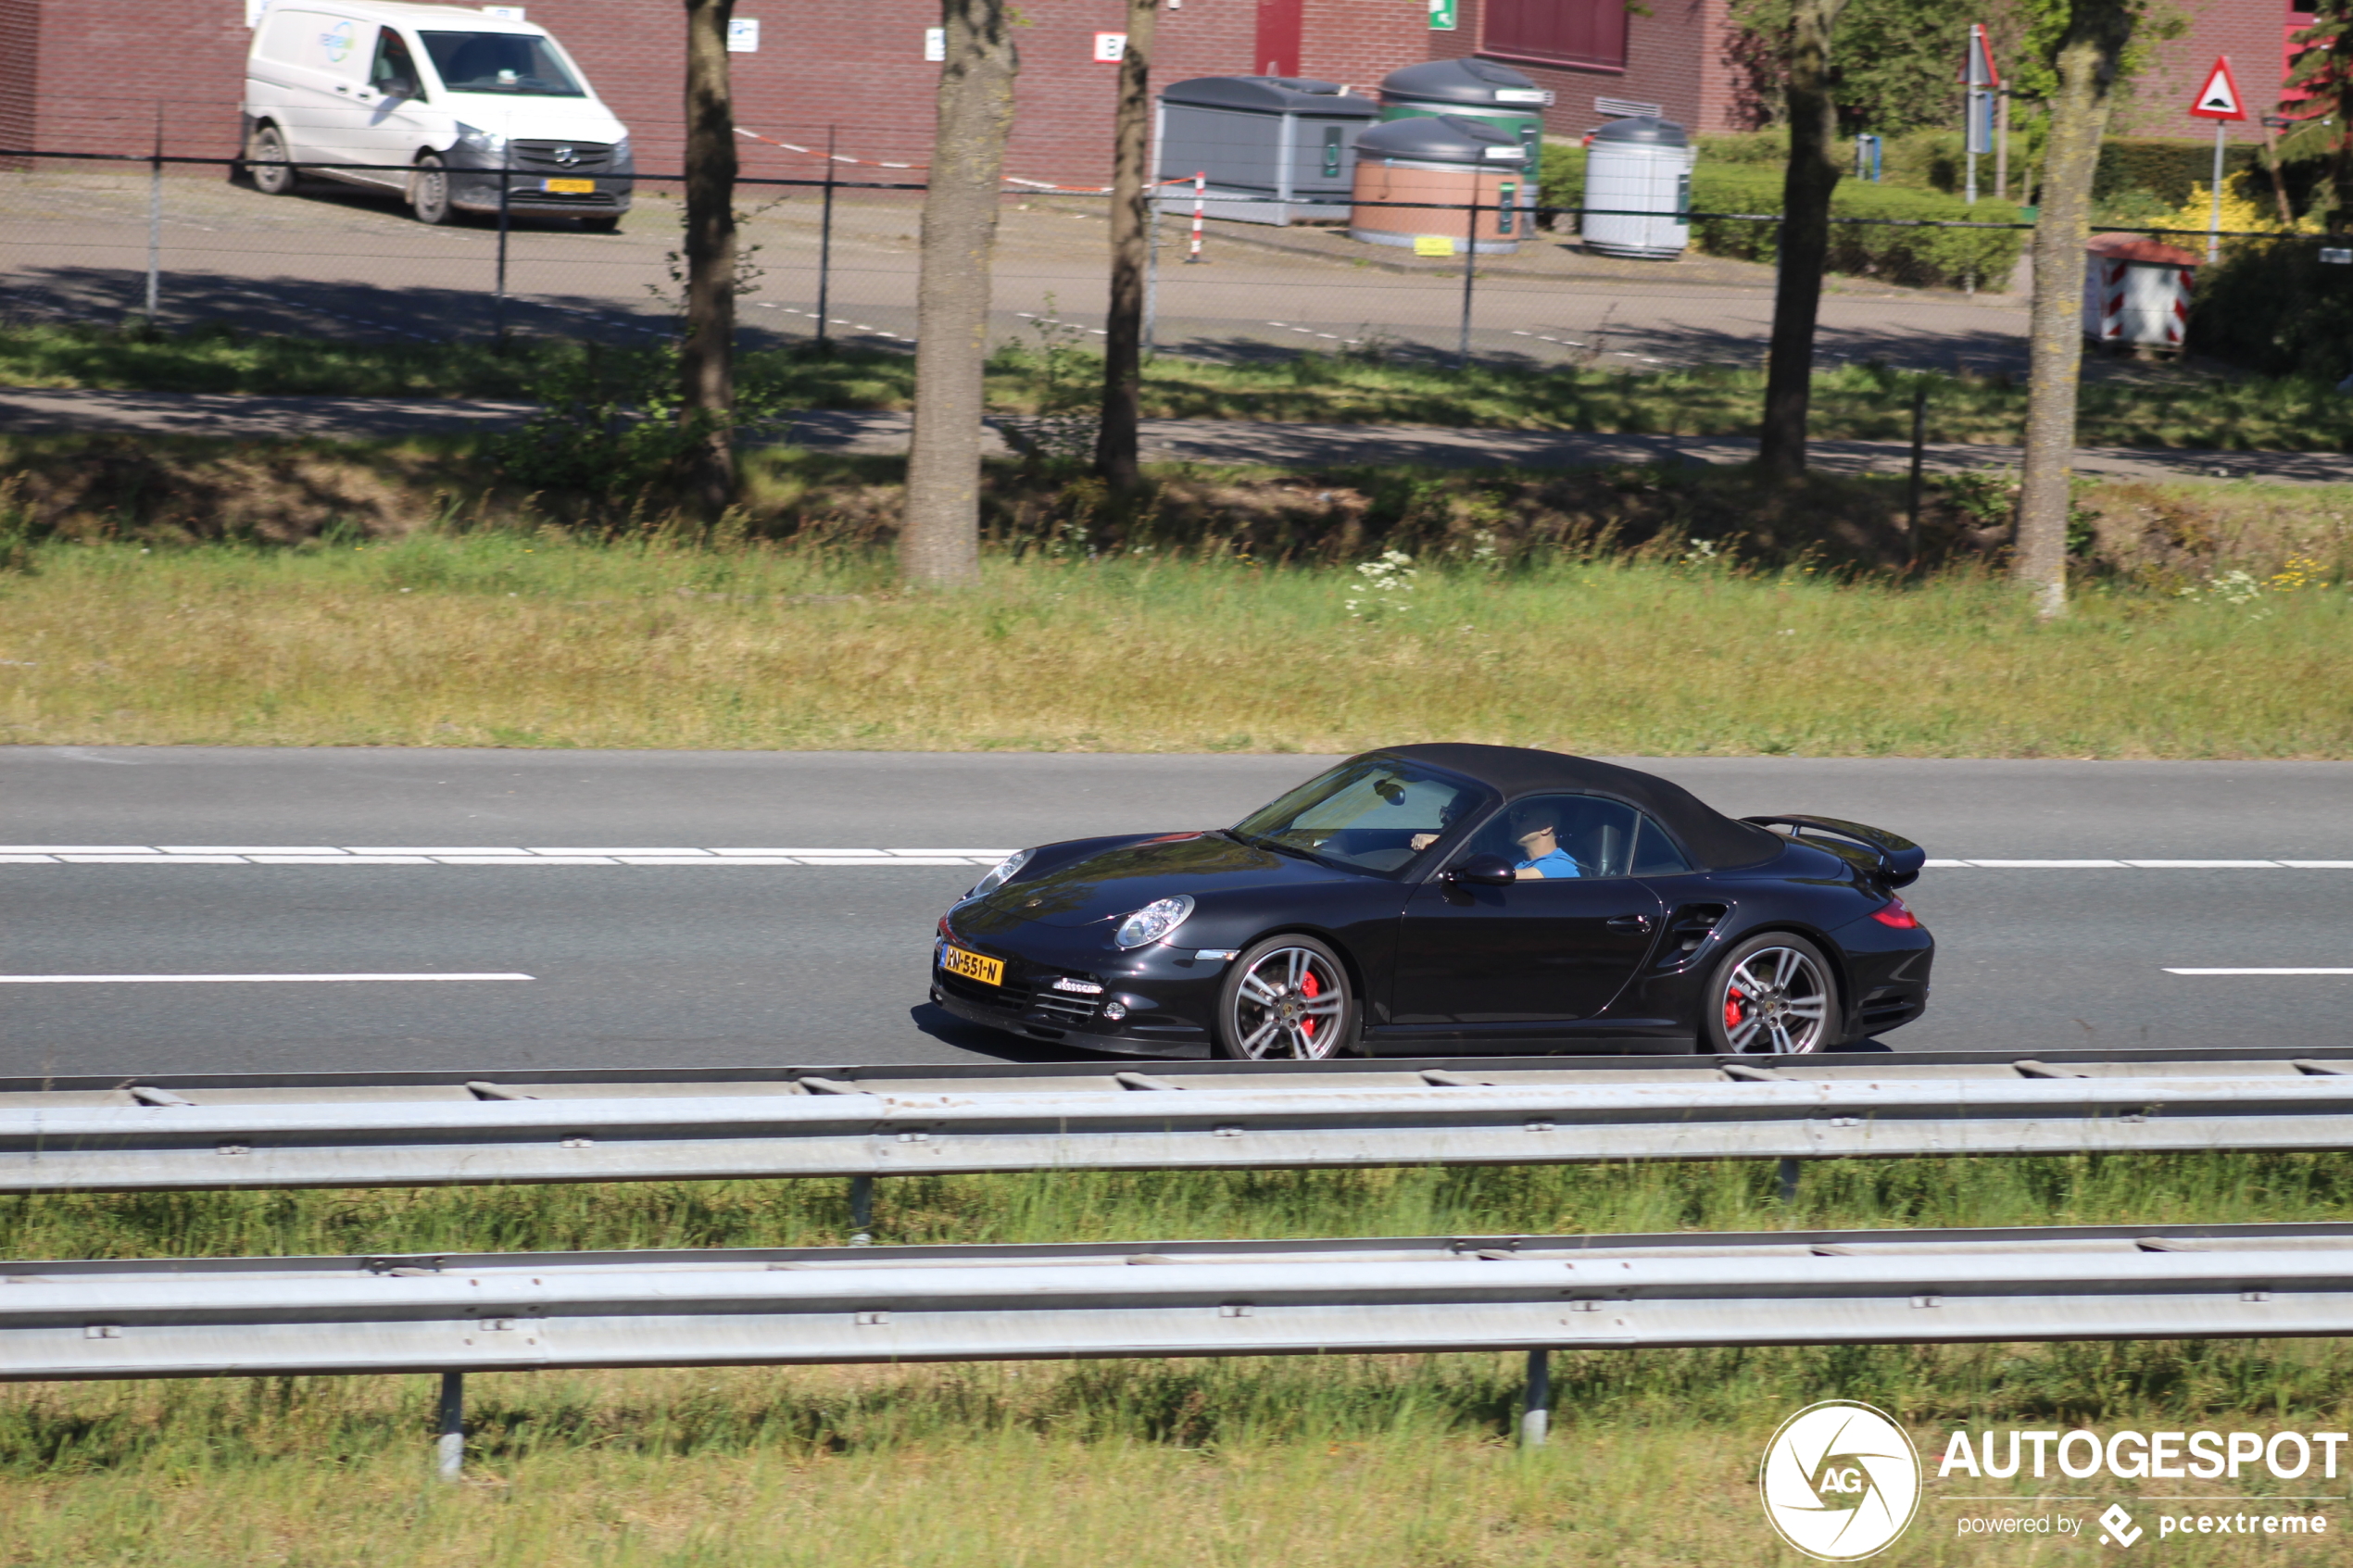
(2208, 120, 2226, 264)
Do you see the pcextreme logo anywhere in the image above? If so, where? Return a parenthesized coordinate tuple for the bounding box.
(1760, 1400, 1924, 1562)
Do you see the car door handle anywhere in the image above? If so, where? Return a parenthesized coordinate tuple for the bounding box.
(1606, 914, 1654, 931)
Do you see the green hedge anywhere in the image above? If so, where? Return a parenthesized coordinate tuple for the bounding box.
(2095, 138, 2263, 207)
(1541, 147, 2024, 289)
(2183, 239, 2353, 380)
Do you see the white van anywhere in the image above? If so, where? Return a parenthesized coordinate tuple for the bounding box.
(242, 1, 633, 229)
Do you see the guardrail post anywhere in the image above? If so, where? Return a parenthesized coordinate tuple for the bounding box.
(849, 1173, 875, 1245)
(1519, 1348, 1550, 1448)
(1778, 1157, 1804, 1204)
(434, 1370, 465, 1482)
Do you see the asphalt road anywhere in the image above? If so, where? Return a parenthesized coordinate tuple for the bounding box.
(4, 746, 2347, 1078)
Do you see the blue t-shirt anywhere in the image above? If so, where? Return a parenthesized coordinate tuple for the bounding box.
(1515, 847, 1580, 878)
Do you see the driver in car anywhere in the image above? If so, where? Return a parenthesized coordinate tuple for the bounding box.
(1506, 804, 1579, 879)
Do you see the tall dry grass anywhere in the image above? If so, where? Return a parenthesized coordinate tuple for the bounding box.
(1, 532, 2347, 756)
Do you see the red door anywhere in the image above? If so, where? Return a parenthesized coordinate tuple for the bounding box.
(1255, 0, 1303, 77)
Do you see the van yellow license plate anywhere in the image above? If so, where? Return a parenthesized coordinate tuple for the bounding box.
(938, 944, 1003, 986)
(540, 178, 596, 194)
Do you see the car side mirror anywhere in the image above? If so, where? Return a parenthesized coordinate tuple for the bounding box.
(1442, 853, 1515, 887)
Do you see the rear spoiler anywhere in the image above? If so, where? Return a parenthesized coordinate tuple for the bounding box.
(1742, 815, 1926, 889)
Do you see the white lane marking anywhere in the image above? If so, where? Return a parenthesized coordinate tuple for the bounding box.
(157, 847, 345, 855)
(524, 847, 711, 857)
(0, 846, 1013, 865)
(0, 972, 535, 984)
(1924, 859, 2340, 869)
(2164, 967, 2353, 976)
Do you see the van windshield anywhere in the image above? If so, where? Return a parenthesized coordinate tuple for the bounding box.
(419, 31, 585, 96)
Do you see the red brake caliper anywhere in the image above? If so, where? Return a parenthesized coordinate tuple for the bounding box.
(1299, 969, 1320, 1040)
(1723, 985, 1746, 1033)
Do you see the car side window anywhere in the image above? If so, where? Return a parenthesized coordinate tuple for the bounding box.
(1464, 794, 1640, 879)
(1629, 813, 1694, 875)
(371, 29, 424, 97)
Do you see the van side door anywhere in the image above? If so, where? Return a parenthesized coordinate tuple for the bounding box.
(251, 8, 372, 173)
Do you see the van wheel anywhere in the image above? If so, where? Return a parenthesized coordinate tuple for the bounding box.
(410, 155, 453, 225)
(249, 125, 297, 195)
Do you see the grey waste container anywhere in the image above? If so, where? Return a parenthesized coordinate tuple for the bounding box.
(1580, 116, 1692, 258)
(1378, 56, 1549, 226)
(1155, 76, 1380, 226)
(1349, 115, 1528, 257)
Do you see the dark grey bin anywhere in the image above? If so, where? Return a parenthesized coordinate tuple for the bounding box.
(1154, 76, 1380, 226)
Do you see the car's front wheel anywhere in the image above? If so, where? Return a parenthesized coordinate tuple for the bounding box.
(410, 155, 453, 225)
(1213, 935, 1356, 1060)
(248, 124, 297, 195)
(1703, 933, 1839, 1054)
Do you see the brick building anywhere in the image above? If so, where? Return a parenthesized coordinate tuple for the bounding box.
(0, 0, 2325, 180)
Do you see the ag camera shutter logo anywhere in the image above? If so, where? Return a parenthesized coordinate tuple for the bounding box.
(1760, 1401, 1922, 1561)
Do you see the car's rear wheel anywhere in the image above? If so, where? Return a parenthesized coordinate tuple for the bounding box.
(1214, 935, 1355, 1060)
(410, 155, 454, 225)
(249, 124, 297, 195)
(1704, 933, 1838, 1055)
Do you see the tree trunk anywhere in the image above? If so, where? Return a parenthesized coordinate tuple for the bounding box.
(903, 0, 1019, 586)
(1096, 0, 1159, 490)
(2016, 1, 2136, 620)
(679, 0, 738, 517)
(1755, 0, 1847, 481)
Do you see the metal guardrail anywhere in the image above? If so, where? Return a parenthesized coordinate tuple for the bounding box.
(6, 1048, 2353, 1193)
(13, 1220, 2353, 1383)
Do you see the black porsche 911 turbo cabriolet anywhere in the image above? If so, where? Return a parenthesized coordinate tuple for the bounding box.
(930, 744, 1932, 1060)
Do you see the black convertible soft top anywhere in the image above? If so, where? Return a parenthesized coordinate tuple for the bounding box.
(1366, 743, 1785, 872)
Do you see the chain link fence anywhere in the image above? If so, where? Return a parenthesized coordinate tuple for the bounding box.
(1, 128, 2331, 385)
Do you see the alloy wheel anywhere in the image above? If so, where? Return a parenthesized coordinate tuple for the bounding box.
(1719, 945, 1831, 1054)
(1228, 945, 1347, 1060)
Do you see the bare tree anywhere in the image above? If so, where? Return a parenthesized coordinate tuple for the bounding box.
(903, 0, 1019, 586)
(679, 0, 738, 516)
(1096, 0, 1159, 490)
(2015, 0, 2137, 619)
(1756, 0, 1848, 480)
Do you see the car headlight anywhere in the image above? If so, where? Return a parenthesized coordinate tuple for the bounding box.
(454, 122, 507, 162)
(967, 847, 1033, 899)
(1114, 895, 1194, 949)
(609, 134, 634, 170)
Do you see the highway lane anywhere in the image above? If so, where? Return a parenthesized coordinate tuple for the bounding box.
(3, 747, 2347, 1076)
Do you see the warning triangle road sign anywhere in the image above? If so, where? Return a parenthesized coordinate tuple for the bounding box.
(2190, 56, 2246, 120)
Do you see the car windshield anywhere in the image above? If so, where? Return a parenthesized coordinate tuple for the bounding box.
(1231, 759, 1491, 874)
(420, 31, 585, 96)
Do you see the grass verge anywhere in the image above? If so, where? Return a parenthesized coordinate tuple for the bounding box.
(12, 323, 2353, 450)
(0, 516, 2347, 755)
(6, 1156, 2351, 1565)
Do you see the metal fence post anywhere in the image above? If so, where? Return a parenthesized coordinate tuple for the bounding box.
(1519, 1348, 1551, 1448)
(1778, 1157, 1804, 1204)
(435, 1370, 465, 1482)
(1144, 190, 1159, 356)
(816, 126, 837, 353)
(494, 140, 512, 345)
(145, 104, 163, 326)
(849, 1173, 875, 1245)
(1905, 383, 1927, 562)
(1457, 191, 1478, 369)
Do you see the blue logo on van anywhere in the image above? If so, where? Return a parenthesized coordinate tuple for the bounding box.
(319, 20, 355, 64)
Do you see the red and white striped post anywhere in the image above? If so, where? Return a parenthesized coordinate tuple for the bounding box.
(1186, 170, 1205, 264)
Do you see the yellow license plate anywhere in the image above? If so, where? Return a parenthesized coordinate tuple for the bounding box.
(541, 178, 596, 194)
(938, 944, 1003, 985)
